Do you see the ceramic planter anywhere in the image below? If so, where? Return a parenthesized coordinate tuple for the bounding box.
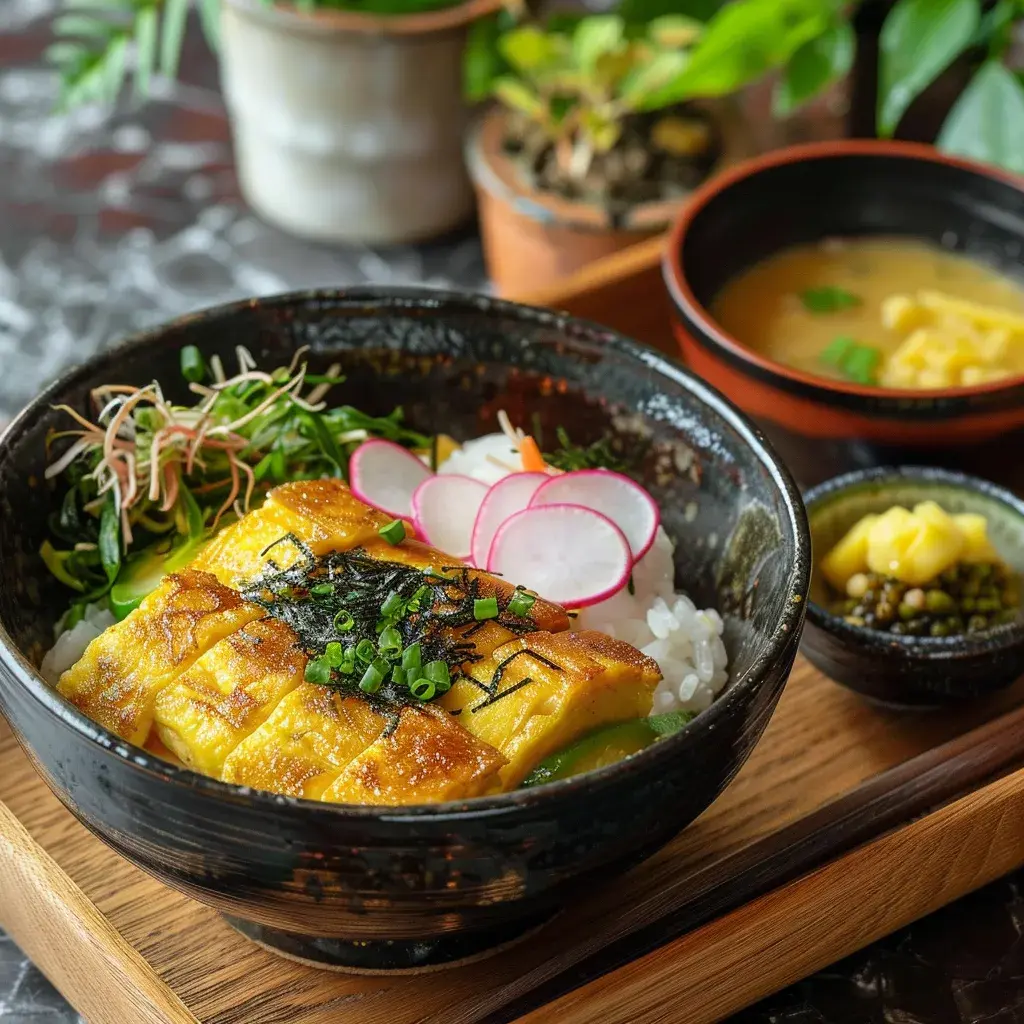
(220, 0, 499, 245)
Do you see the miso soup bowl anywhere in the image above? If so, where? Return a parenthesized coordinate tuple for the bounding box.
(0, 289, 810, 974)
(663, 140, 1024, 490)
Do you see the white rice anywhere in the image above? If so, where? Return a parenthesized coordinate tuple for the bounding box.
(574, 526, 729, 716)
(40, 601, 115, 685)
(438, 437, 730, 717)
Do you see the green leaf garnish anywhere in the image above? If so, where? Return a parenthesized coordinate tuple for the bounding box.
(800, 287, 862, 314)
(820, 336, 882, 385)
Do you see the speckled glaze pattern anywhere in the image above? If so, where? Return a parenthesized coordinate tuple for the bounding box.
(0, 289, 809, 970)
(804, 467, 1024, 708)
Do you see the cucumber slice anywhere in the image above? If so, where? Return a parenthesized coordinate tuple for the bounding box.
(520, 710, 695, 788)
(108, 538, 201, 620)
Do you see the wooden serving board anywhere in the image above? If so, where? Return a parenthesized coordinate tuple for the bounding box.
(6, 246, 1024, 1023)
(5, 658, 1024, 1024)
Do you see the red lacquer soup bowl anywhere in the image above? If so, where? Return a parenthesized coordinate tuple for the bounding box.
(663, 140, 1024, 490)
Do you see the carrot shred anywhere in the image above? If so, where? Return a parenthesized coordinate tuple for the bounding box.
(519, 436, 547, 473)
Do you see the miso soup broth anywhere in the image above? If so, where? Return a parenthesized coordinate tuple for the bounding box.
(711, 238, 1024, 389)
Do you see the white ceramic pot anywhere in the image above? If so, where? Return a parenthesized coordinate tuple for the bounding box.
(220, 0, 498, 245)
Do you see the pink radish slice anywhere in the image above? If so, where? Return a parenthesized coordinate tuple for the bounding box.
(487, 504, 631, 608)
(470, 472, 548, 568)
(412, 474, 488, 559)
(530, 469, 660, 561)
(349, 439, 433, 519)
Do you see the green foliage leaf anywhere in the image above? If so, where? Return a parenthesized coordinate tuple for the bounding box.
(621, 50, 689, 108)
(493, 76, 545, 118)
(642, 0, 830, 107)
(53, 14, 115, 38)
(877, 0, 979, 137)
(464, 14, 505, 102)
(937, 60, 1024, 173)
(161, 0, 190, 80)
(134, 5, 158, 100)
(571, 15, 624, 72)
(198, 0, 220, 49)
(499, 25, 562, 72)
(619, 0, 725, 27)
(580, 108, 622, 153)
(648, 13, 703, 47)
(773, 20, 854, 116)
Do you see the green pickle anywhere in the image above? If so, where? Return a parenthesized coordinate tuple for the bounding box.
(520, 710, 695, 788)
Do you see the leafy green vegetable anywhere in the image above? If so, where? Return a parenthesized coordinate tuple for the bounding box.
(820, 336, 882, 385)
(938, 60, 1024, 173)
(543, 427, 628, 473)
(800, 286, 862, 314)
(773, 20, 855, 116)
(877, 0, 980, 138)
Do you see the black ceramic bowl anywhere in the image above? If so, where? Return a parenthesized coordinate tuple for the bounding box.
(663, 140, 1024, 490)
(803, 467, 1024, 708)
(0, 289, 809, 971)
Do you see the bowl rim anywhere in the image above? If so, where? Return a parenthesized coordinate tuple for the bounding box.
(662, 139, 1024, 403)
(0, 286, 811, 820)
(804, 465, 1024, 657)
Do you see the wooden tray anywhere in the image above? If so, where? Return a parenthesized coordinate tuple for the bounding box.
(6, 244, 1024, 1023)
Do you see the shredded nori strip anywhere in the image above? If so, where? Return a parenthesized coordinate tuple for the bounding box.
(239, 535, 561, 712)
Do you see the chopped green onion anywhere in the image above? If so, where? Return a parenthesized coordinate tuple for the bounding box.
(507, 589, 536, 618)
(304, 656, 332, 685)
(339, 648, 356, 675)
(381, 591, 405, 618)
(333, 609, 354, 632)
(359, 664, 383, 694)
(424, 660, 450, 686)
(402, 643, 422, 671)
(379, 519, 407, 545)
(799, 286, 861, 314)
(474, 596, 499, 621)
(408, 585, 432, 612)
(378, 626, 403, 660)
(371, 656, 391, 679)
(410, 677, 436, 701)
(355, 638, 376, 664)
(180, 345, 206, 383)
(324, 641, 344, 667)
(392, 665, 408, 687)
(311, 582, 334, 597)
(434, 677, 452, 695)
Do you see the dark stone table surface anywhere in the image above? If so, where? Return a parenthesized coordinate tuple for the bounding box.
(1, 3, 1023, 1023)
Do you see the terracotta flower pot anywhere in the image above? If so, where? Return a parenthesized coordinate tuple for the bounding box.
(220, 0, 501, 245)
(466, 109, 695, 297)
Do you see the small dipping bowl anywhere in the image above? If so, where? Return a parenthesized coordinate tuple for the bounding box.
(803, 467, 1024, 707)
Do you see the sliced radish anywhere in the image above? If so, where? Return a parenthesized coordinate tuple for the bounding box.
(530, 470, 660, 561)
(349, 439, 433, 519)
(470, 472, 548, 568)
(487, 504, 631, 608)
(412, 474, 488, 559)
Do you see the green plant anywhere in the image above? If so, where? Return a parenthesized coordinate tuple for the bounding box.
(466, 12, 709, 179)
(466, 0, 848, 182)
(876, 0, 1024, 172)
(48, 0, 474, 110)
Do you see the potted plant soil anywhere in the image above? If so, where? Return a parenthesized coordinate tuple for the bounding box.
(47, 0, 504, 244)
